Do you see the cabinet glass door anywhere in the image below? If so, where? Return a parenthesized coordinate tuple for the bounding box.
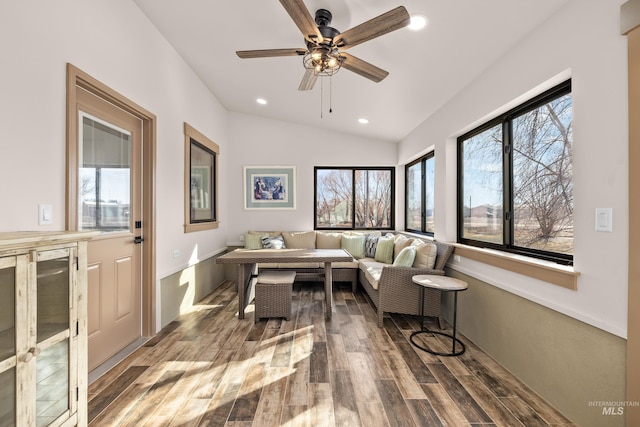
(36, 252, 72, 427)
(0, 257, 17, 426)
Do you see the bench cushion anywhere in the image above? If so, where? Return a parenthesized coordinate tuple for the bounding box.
(282, 231, 316, 249)
(359, 260, 386, 290)
(316, 232, 342, 249)
(257, 270, 296, 284)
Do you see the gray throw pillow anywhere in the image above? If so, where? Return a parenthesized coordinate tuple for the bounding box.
(365, 234, 379, 258)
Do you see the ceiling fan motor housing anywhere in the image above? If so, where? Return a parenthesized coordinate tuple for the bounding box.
(314, 9, 340, 41)
(314, 9, 332, 26)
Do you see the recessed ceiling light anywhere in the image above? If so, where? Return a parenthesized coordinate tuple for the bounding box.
(256, 98, 267, 105)
(358, 118, 369, 124)
(408, 14, 428, 31)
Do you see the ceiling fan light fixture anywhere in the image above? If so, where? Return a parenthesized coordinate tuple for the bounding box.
(408, 14, 428, 31)
(303, 45, 342, 77)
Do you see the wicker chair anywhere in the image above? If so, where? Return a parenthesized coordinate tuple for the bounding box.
(359, 241, 455, 327)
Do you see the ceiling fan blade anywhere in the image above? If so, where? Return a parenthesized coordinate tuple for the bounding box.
(279, 0, 323, 43)
(298, 70, 318, 91)
(334, 6, 410, 49)
(236, 48, 307, 59)
(340, 53, 389, 83)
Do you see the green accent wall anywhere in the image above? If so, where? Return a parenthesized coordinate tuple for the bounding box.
(444, 269, 626, 427)
(160, 254, 228, 328)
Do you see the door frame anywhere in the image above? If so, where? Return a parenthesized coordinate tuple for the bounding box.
(65, 63, 156, 338)
(623, 1, 640, 424)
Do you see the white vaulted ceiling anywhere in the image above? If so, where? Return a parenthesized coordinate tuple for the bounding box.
(133, 0, 568, 143)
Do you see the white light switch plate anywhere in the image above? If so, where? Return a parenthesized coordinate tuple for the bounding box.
(39, 204, 53, 225)
(595, 208, 612, 232)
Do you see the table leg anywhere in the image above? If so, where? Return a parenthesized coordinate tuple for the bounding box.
(236, 263, 256, 320)
(325, 261, 332, 318)
(237, 264, 246, 319)
(452, 291, 458, 354)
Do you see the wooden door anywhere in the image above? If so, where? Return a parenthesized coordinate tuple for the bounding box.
(75, 88, 143, 371)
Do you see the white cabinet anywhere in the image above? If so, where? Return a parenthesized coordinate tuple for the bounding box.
(0, 232, 95, 427)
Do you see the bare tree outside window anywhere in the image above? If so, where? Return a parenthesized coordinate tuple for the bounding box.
(315, 167, 394, 229)
(406, 162, 422, 230)
(458, 80, 573, 264)
(405, 154, 435, 234)
(513, 94, 573, 254)
(461, 124, 503, 244)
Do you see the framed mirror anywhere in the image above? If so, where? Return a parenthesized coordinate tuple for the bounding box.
(184, 123, 219, 232)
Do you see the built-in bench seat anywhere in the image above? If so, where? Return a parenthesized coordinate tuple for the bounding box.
(242, 230, 454, 327)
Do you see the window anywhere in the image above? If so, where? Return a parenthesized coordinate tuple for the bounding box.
(315, 167, 395, 230)
(405, 153, 435, 235)
(184, 123, 219, 233)
(458, 80, 573, 264)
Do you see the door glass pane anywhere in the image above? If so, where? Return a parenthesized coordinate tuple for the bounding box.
(37, 257, 69, 343)
(0, 265, 15, 361)
(0, 367, 15, 426)
(36, 340, 69, 427)
(461, 124, 503, 244)
(79, 114, 131, 233)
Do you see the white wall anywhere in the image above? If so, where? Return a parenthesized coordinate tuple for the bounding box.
(0, 0, 230, 328)
(0, 0, 629, 340)
(399, 0, 629, 337)
(224, 112, 398, 244)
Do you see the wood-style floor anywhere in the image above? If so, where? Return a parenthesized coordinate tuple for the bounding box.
(88, 280, 575, 426)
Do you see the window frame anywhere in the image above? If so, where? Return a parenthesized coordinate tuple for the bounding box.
(457, 80, 573, 265)
(405, 152, 435, 236)
(184, 122, 219, 233)
(314, 166, 395, 231)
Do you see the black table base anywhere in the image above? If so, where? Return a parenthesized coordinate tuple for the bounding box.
(410, 285, 466, 357)
(409, 330, 465, 356)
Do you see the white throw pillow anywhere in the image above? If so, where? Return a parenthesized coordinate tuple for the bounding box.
(412, 241, 438, 269)
(393, 246, 416, 267)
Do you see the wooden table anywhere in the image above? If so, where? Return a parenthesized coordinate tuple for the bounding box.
(216, 248, 353, 319)
(410, 274, 468, 356)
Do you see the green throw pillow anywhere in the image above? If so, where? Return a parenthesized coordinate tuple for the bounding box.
(341, 234, 366, 259)
(392, 246, 416, 267)
(245, 233, 264, 249)
(374, 237, 394, 264)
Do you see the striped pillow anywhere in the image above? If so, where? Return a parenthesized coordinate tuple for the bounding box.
(245, 233, 264, 249)
(341, 234, 366, 259)
(262, 235, 286, 249)
(365, 234, 379, 258)
(374, 236, 394, 264)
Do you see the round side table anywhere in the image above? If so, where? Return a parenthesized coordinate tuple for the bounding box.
(410, 274, 468, 356)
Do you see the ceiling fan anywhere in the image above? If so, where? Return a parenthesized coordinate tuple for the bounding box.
(236, 0, 411, 91)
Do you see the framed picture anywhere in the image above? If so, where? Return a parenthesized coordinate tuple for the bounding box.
(244, 166, 296, 210)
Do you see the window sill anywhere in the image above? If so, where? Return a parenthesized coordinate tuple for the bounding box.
(452, 244, 579, 290)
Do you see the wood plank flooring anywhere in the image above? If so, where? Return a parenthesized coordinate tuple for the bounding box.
(88, 280, 576, 426)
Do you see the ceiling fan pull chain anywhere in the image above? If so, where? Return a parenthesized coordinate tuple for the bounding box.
(329, 75, 333, 114)
(320, 77, 324, 119)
